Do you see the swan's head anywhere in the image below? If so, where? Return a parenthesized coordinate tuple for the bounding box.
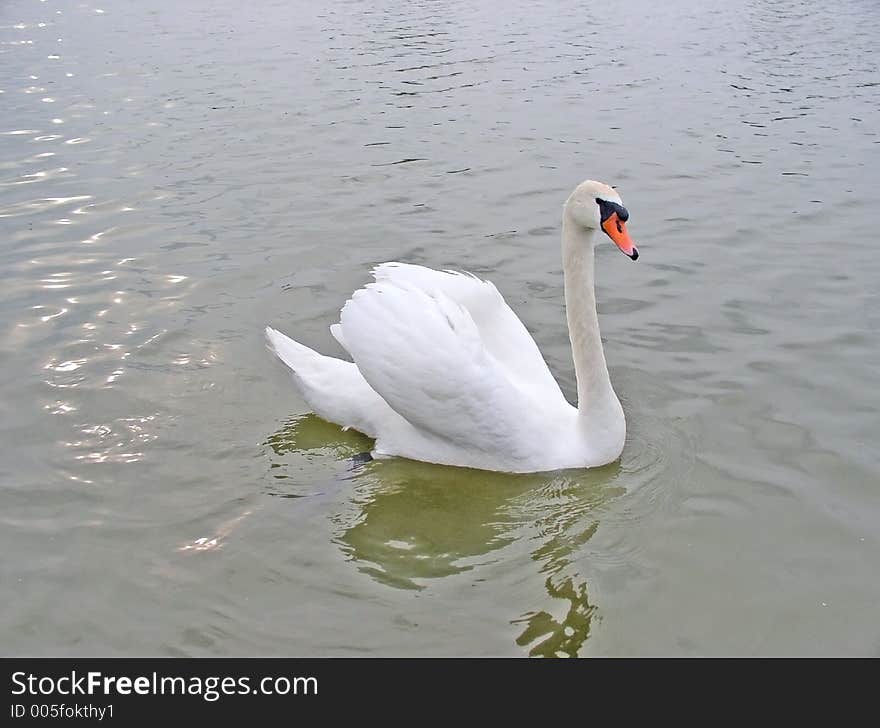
(565, 180, 638, 260)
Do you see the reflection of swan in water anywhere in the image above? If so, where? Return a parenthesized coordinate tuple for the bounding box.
(266, 414, 624, 657)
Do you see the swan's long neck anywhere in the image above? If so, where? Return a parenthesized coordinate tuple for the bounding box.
(561, 214, 617, 415)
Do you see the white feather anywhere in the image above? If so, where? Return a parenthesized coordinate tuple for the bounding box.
(265, 326, 394, 439)
(266, 180, 630, 472)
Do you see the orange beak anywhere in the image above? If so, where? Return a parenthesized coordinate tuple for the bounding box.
(602, 213, 639, 260)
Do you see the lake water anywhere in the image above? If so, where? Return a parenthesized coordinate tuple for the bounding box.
(2, 0, 878, 656)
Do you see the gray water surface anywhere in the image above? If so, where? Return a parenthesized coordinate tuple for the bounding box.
(1, 0, 878, 656)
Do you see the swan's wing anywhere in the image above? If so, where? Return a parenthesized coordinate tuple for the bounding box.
(338, 280, 548, 454)
(371, 263, 565, 404)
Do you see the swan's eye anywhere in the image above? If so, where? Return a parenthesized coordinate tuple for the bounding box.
(596, 198, 629, 223)
(597, 198, 638, 260)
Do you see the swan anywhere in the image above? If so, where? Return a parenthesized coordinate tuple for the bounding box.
(266, 179, 639, 473)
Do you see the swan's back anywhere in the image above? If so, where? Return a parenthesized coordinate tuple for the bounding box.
(331, 266, 576, 467)
(367, 263, 566, 404)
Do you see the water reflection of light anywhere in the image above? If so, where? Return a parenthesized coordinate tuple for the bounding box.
(105, 368, 124, 384)
(45, 401, 76, 414)
(45, 358, 85, 372)
(39, 307, 67, 322)
(81, 229, 110, 244)
(178, 510, 254, 553)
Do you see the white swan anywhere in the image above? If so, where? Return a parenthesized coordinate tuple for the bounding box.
(266, 179, 639, 473)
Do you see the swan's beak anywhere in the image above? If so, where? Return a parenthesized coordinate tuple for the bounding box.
(602, 214, 639, 260)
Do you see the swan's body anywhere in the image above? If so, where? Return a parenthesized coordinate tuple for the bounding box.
(266, 180, 639, 473)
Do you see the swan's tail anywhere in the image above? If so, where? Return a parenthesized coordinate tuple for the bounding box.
(265, 326, 320, 373)
(264, 326, 384, 438)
